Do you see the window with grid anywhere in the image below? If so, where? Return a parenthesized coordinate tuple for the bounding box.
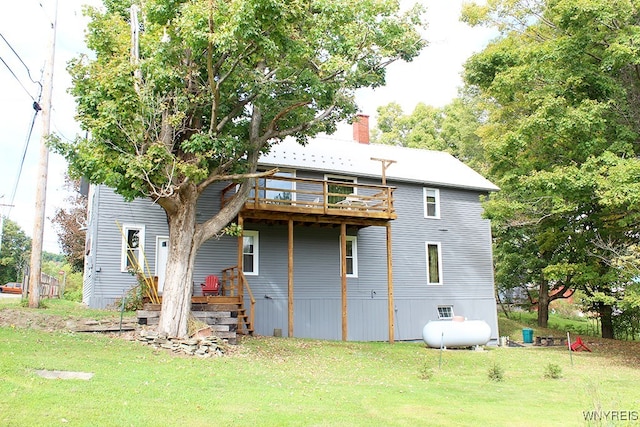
(437, 306, 453, 319)
(121, 224, 145, 272)
(424, 188, 440, 218)
(242, 230, 259, 275)
(339, 235, 358, 277)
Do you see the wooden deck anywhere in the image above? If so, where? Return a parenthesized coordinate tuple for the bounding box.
(222, 175, 396, 227)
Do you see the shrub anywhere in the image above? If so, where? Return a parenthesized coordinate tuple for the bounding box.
(488, 363, 504, 382)
(544, 363, 563, 379)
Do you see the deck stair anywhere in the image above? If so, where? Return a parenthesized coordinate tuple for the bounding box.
(137, 267, 255, 343)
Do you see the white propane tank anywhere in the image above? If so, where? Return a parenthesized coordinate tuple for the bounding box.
(422, 319, 492, 348)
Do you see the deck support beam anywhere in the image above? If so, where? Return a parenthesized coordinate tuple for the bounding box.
(341, 222, 348, 341)
(237, 215, 244, 296)
(288, 219, 294, 338)
(386, 223, 395, 344)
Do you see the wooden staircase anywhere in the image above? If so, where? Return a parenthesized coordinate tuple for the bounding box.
(190, 297, 253, 336)
(136, 267, 255, 344)
(220, 266, 255, 336)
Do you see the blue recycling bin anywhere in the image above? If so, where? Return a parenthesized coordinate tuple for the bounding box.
(522, 328, 534, 344)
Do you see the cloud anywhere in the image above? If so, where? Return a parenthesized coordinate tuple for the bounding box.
(356, 0, 495, 115)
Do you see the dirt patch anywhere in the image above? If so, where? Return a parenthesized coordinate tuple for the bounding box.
(0, 308, 74, 331)
(0, 308, 135, 333)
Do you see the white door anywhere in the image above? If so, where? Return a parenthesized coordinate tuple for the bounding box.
(156, 237, 169, 293)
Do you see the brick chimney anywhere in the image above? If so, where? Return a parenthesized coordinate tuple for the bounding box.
(353, 114, 370, 144)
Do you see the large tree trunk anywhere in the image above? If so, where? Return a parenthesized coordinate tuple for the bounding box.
(599, 303, 614, 339)
(157, 187, 199, 338)
(537, 279, 550, 328)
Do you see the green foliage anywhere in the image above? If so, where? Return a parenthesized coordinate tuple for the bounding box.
(19, 298, 49, 309)
(463, 0, 640, 336)
(43, 252, 64, 263)
(56, 0, 426, 203)
(53, 0, 427, 337)
(371, 96, 489, 174)
(543, 363, 563, 379)
(487, 363, 504, 382)
(112, 272, 152, 311)
(61, 270, 84, 303)
(0, 217, 31, 285)
(114, 286, 145, 312)
(222, 222, 242, 237)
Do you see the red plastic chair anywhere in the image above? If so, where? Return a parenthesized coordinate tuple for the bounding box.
(570, 336, 592, 352)
(201, 275, 220, 296)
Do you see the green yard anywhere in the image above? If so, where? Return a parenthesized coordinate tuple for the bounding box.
(1, 300, 639, 426)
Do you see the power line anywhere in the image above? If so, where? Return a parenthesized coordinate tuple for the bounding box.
(0, 32, 42, 86)
(0, 55, 39, 102)
(4, 59, 44, 220)
(6, 102, 43, 219)
(0, 32, 43, 103)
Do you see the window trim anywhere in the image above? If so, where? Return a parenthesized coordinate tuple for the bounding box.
(425, 241, 443, 285)
(242, 230, 259, 276)
(325, 174, 357, 205)
(340, 235, 358, 278)
(259, 168, 296, 203)
(437, 305, 454, 320)
(423, 187, 440, 219)
(120, 224, 145, 272)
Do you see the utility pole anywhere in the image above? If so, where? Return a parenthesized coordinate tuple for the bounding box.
(28, 0, 58, 308)
(130, 5, 141, 93)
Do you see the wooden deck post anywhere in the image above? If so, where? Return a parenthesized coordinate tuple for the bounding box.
(237, 215, 244, 298)
(341, 222, 348, 341)
(288, 219, 294, 337)
(387, 223, 395, 343)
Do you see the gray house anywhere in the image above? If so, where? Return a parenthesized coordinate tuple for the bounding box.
(82, 117, 500, 343)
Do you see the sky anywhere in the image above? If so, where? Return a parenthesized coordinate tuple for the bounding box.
(0, 0, 494, 254)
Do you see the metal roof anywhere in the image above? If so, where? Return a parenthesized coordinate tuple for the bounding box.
(259, 136, 499, 192)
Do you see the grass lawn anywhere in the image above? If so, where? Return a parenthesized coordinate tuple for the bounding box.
(1, 300, 639, 426)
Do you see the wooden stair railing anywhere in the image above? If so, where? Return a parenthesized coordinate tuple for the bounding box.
(221, 266, 255, 335)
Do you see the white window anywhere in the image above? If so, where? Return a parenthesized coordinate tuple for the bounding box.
(326, 174, 356, 205)
(424, 188, 440, 218)
(340, 235, 358, 277)
(242, 230, 259, 275)
(437, 306, 454, 319)
(121, 224, 145, 272)
(425, 242, 442, 285)
(258, 168, 296, 203)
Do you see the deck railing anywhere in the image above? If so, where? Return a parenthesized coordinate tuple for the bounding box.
(221, 266, 255, 334)
(221, 175, 395, 219)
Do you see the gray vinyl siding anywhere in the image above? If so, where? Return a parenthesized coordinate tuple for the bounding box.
(84, 183, 233, 308)
(85, 170, 498, 342)
(84, 186, 164, 308)
(387, 183, 497, 341)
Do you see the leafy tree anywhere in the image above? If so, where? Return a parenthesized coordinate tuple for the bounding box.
(462, 0, 640, 337)
(43, 252, 65, 264)
(371, 95, 489, 173)
(51, 177, 87, 272)
(0, 218, 31, 285)
(54, 0, 425, 338)
(373, 102, 444, 149)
